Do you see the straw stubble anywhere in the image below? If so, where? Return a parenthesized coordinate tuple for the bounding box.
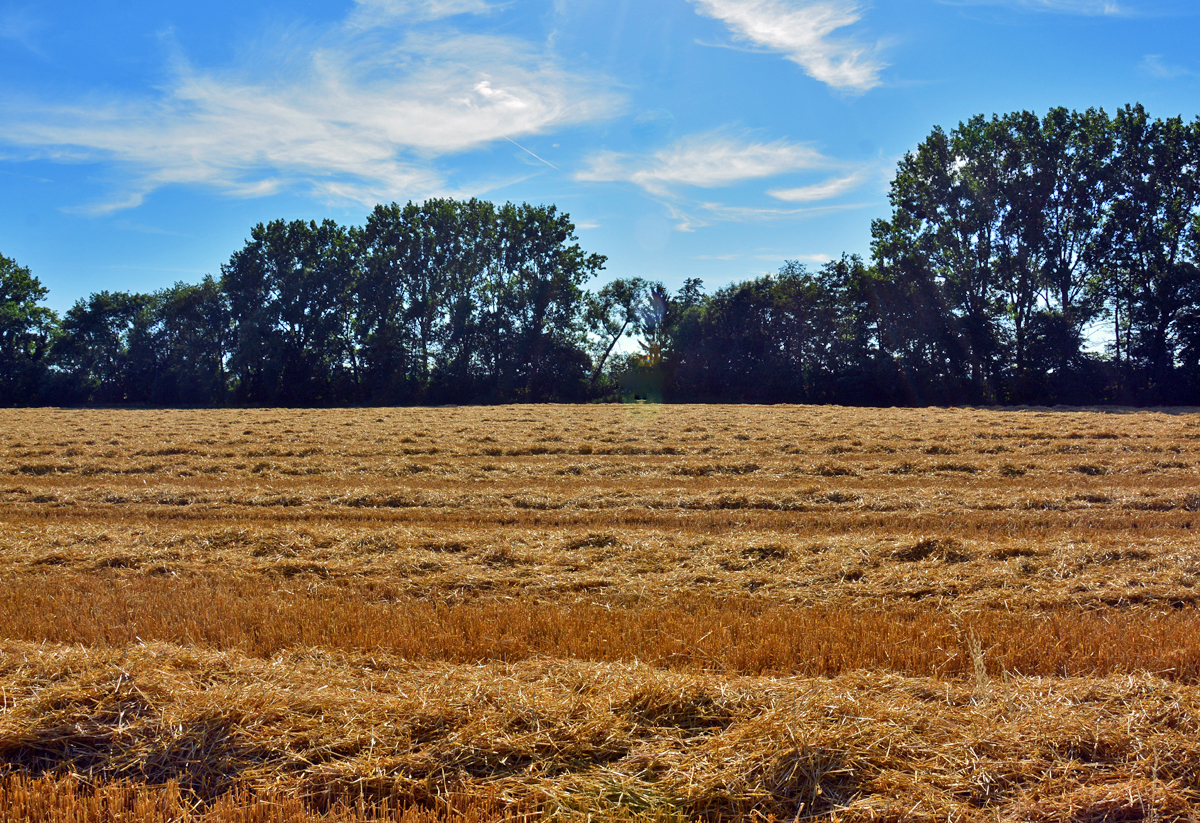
(1, 404, 1199, 821)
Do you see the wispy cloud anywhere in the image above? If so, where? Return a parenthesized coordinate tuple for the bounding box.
(577, 133, 881, 231)
(0, 165, 53, 183)
(347, 0, 493, 28)
(767, 170, 867, 201)
(1140, 54, 1193, 78)
(696, 199, 874, 222)
(576, 132, 828, 196)
(689, 0, 884, 92)
(942, 0, 1127, 14)
(0, 5, 44, 54)
(0, 22, 619, 213)
(1014, 0, 1123, 11)
(657, 196, 875, 232)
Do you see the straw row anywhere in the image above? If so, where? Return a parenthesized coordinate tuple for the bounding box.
(3, 643, 1200, 821)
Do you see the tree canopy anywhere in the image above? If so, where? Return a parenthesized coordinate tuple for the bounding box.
(0, 254, 56, 406)
(4, 105, 1199, 407)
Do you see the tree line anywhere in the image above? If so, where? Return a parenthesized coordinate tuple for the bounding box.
(2, 104, 1198, 408)
(2, 201, 606, 406)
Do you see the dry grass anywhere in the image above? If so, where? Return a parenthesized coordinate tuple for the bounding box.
(2, 404, 1200, 820)
(0, 773, 541, 823)
(2, 643, 1199, 821)
(2, 574, 1200, 680)
(2, 405, 1198, 609)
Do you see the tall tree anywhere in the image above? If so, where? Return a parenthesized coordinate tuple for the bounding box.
(871, 118, 1009, 401)
(432, 198, 497, 398)
(222, 219, 357, 405)
(50, 291, 153, 404)
(584, 276, 650, 389)
(0, 254, 56, 405)
(872, 108, 1123, 402)
(1025, 108, 1113, 361)
(357, 203, 425, 402)
(1107, 105, 1200, 402)
(147, 278, 231, 405)
(481, 203, 605, 401)
(988, 108, 1115, 401)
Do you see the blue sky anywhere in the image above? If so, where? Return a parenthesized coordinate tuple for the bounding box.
(2, 0, 1198, 313)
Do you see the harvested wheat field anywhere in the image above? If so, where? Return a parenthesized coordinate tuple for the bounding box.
(2, 404, 1200, 822)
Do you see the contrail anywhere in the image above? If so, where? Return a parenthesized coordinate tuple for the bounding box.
(503, 136, 559, 171)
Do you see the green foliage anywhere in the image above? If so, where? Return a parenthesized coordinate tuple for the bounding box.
(0, 254, 56, 405)
(222, 219, 357, 406)
(356, 199, 604, 403)
(47, 290, 151, 404)
(659, 258, 885, 403)
(8, 120, 1200, 408)
(871, 105, 1200, 405)
(1106, 105, 1200, 402)
(584, 276, 650, 391)
(148, 278, 231, 405)
(45, 280, 229, 406)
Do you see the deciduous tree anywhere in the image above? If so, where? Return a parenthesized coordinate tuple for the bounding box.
(0, 254, 56, 405)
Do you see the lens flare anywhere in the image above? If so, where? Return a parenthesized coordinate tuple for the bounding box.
(637, 287, 668, 331)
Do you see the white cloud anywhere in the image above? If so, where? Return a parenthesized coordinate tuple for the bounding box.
(696, 199, 874, 222)
(348, 0, 493, 28)
(576, 132, 828, 196)
(689, 0, 884, 92)
(942, 0, 1127, 13)
(1014, 0, 1122, 11)
(767, 170, 866, 201)
(1140, 54, 1193, 78)
(577, 133, 881, 231)
(652, 197, 874, 233)
(0, 27, 619, 212)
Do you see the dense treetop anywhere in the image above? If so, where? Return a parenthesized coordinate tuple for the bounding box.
(2, 105, 1198, 407)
